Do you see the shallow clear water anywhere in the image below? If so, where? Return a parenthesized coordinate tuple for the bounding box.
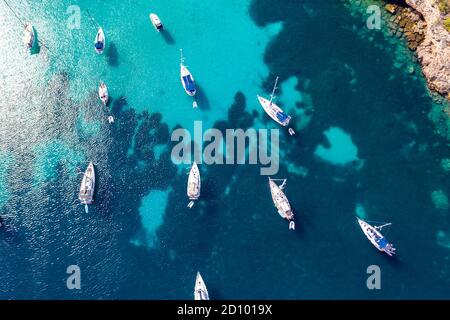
(0, 0, 449, 299)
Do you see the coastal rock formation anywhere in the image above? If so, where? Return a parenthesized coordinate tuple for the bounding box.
(403, 0, 450, 96)
(387, 5, 426, 51)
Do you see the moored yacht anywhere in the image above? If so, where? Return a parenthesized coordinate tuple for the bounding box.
(258, 76, 295, 135)
(79, 162, 95, 213)
(23, 22, 35, 51)
(149, 13, 164, 31)
(194, 272, 209, 300)
(268, 178, 295, 230)
(180, 49, 197, 98)
(187, 162, 201, 208)
(98, 82, 109, 106)
(357, 218, 396, 256)
(94, 27, 105, 54)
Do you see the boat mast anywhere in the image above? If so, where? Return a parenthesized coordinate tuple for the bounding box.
(269, 76, 279, 107)
(86, 9, 101, 29)
(271, 178, 287, 189)
(375, 222, 392, 230)
(180, 48, 185, 65)
(279, 179, 287, 190)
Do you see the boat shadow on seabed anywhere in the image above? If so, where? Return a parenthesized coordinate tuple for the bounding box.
(193, 84, 210, 111)
(111, 96, 128, 114)
(161, 29, 175, 45)
(106, 42, 119, 67)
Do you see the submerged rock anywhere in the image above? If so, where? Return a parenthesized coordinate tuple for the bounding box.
(385, 4, 398, 14)
(431, 189, 449, 210)
(437, 230, 450, 249)
(441, 158, 450, 172)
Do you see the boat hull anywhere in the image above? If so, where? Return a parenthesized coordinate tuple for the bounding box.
(94, 28, 105, 54)
(98, 83, 109, 105)
(268, 178, 294, 221)
(23, 23, 35, 50)
(180, 64, 197, 96)
(187, 162, 201, 200)
(149, 14, 164, 31)
(257, 95, 291, 127)
(79, 162, 95, 205)
(357, 218, 394, 256)
(194, 272, 209, 300)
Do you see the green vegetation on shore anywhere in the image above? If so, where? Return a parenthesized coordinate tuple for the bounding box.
(439, 0, 450, 14)
(438, 1, 450, 32)
(444, 17, 450, 32)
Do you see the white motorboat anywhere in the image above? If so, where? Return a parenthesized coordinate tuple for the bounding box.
(149, 13, 164, 31)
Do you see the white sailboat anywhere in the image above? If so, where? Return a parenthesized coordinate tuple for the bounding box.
(187, 162, 201, 208)
(257, 76, 295, 136)
(98, 82, 109, 106)
(268, 178, 295, 230)
(149, 13, 164, 31)
(23, 22, 35, 52)
(94, 27, 105, 54)
(79, 162, 95, 213)
(180, 49, 197, 107)
(194, 272, 209, 300)
(357, 218, 396, 256)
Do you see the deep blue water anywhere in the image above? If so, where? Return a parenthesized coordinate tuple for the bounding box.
(0, 0, 449, 299)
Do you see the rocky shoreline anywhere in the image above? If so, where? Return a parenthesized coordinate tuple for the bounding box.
(385, 0, 450, 98)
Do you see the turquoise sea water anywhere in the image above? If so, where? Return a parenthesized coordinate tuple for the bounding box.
(0, 0, 449, 299)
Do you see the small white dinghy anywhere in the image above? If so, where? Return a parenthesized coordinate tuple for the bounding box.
(99, 82, 109, 106)
(258, 76, 295, 136)
(149, 13, 164, 31)
(194, 272, 209, 300)
(23, 22, 35, 52)
(180, 49, 197, 106)
(187, 162, 201, 208)
(94, 27, 105, 54)
(357, 218, 396, 256)
(269, 178, 295, 230)
(79, 162, 95, 213)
